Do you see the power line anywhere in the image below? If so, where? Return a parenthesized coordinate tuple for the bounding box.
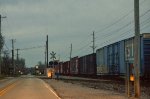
(71, 7, 150, 58)
(16, 45, 45, 51)
(94, 1, 149, 41)
(97, 14, 150, 48)
(96, 8, 150, 43)
(141, 22, 150, 31)
(74, 43, 92, 54)
(95, 10, 132, 34)
(60, 1, 149, 58)
(95, 0, 147, 34)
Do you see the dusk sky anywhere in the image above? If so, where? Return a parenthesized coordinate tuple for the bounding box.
(0, 0, 150, 67)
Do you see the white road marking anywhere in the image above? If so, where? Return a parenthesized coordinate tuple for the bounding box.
(42, 80, 61, 99)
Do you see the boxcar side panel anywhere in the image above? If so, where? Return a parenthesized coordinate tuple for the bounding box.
(88, 53, 96, 75)
(59, 62, 63, 74)
(96, 47, 108, 75)
(79, 56, 84, 74)
(107, 45, 113, 74)
(62, 61, 70, 75)
(141, 37, 144, 75)
(79, 53, 96, 75)
(104, 46, 108, 74)
(70, 57, 79, 75)
(119, 41, 125, 74)
(113, 42, 120, 74)
(107, 43, 120, 75)
(142, 35, 150, 77)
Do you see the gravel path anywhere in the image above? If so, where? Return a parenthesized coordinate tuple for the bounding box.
(43, 79, 128, 99)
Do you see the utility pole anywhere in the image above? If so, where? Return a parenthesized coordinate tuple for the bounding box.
(12, 39, 15, 75)
(0, 15, 6, 75)
(16, 49, 20, 69)
(70, 43, 72, 63)
(70, 44, 72, 60)
(16, 49, 20, 62)
(134, 0, 140, 98)
(45, 47, 46, 66)
(91, 31, 96, 53)
(125, 46, 130, 97)
(46, 35, 48, 68)
(70, 43, 72, 75)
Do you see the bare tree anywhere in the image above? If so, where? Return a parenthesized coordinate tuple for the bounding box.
(0, 33, 4, 76)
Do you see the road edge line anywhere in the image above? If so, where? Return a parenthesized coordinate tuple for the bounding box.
(41, 80, 61, 99)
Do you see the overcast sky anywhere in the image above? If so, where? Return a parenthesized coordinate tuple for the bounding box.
(0, 0, 150, 67)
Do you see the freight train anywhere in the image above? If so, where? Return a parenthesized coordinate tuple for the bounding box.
(58, 33, 150, 78)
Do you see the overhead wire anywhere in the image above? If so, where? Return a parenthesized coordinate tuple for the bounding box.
(64, 0, 149, 59)
(96, 7, 150, 45)
(73, 42, 92, 56)
(97, 13, 150, 47)
(16, 45, 45, 51)
(1, 0, 149, 61)
(94, 0, 148, 41)
(95, 0, 147, 35)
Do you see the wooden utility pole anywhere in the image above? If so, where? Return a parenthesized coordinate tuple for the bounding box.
(45, 47, 46, 66)
(69, 43, 72, 76)
(70, 43, 72, 66)
(16, 49, 20, 62)
(134, 0, 140, 98)
(12, 39, 15, 75)
(70, 44, 72, 60)
(16, 49, 20, 70)
(0, 15, 6, 75)
(46, 35, 48, 68)
(125, 46, 130, 97)
(91, 31, 96, 53)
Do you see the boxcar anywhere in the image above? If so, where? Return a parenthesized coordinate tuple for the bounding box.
(142, 34, 150, 77)
(107, 43, 117, 74)
(79, 53, 96, 76)
(96, 41, 125, 75)
(58, 62, 63, 75)
(70, 56, 79, 75)
(96, 33, 150, 77)
(62, 61, 70, 75)
(125, 33, 150, 77)
(96, 47, 108, 75)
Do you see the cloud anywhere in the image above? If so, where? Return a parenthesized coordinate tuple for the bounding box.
(1, 0, 150, 67)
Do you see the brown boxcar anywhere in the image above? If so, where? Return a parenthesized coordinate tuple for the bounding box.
(62, 61, 70, 75)
(58, 62, 63, 74)
(79, 53, 96, 77)
(70, 56, 79, 75)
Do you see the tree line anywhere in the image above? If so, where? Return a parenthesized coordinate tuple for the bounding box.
(0, 31, 26, 76)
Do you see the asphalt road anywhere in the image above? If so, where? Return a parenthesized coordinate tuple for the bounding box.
(0, 75, 60, 99)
